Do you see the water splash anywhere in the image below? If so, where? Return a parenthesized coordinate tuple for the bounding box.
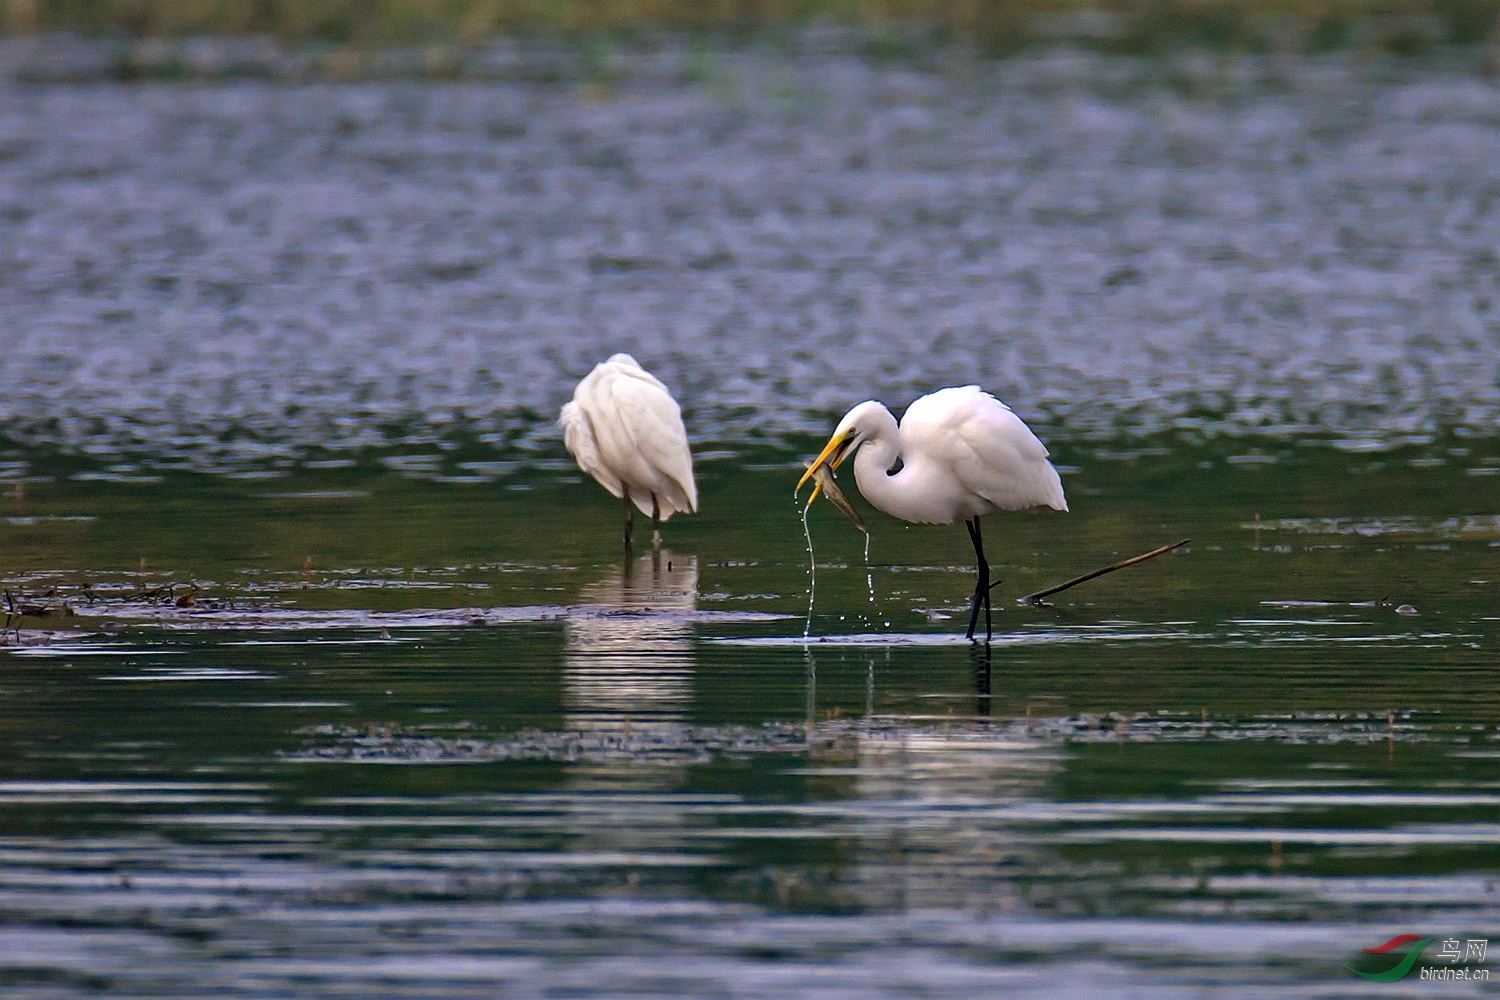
(862, 531, 889, 631)
(801, 497, 817, 640)
(864, 533, 874, 609)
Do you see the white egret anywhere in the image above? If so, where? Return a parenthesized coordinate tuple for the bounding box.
(797, 386, 1067, 642)
(560, 353, 697, 549)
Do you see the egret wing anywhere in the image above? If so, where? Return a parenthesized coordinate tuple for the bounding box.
(560, 398, 625, 499)
(614, 370, 698, 517)
(904, 387, 1067, 514)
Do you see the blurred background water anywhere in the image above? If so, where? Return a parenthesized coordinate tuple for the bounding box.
(2, 32, 1499, 476)
(1, 20, 1499, 1000)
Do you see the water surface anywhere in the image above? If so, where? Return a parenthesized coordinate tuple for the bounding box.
(3, 41, 1499, 472)
(2, 36, 1499, 999)
(4, 451, 1498, 997)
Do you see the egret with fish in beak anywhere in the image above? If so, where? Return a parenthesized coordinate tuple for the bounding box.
(797, 386, 1066, 642)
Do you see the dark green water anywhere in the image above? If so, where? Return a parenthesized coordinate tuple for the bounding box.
(2, 441, 1497, 997)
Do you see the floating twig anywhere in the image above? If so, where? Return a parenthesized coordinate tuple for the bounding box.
(1018, 538, 1189, 606)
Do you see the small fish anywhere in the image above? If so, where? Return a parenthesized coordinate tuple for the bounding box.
(801, 459, 866, 533)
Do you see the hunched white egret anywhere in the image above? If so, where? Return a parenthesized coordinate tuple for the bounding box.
(797, 386, 1067, 641)
(560, 353, 697, 549)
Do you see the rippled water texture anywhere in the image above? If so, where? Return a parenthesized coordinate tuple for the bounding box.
(3, 457, 1498, 997)
(2, 40, 1499, 475)
(2, 34, 1499, 1000)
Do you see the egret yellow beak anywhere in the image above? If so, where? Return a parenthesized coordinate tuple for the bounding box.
(796, 429, 855, 492)
(796, 431, 866, 533)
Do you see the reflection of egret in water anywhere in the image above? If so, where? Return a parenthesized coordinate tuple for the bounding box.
(563, 551, 698, 744)
(844, 722, 1065, 912)
(801, 649, 1063, 913)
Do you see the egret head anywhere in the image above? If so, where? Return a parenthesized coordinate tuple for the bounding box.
(795, 401, 883, 532)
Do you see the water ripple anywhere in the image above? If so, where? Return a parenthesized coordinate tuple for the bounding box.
(3, 48, 1499, 475)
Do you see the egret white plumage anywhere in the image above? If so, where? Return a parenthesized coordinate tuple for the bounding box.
(560, 353, 697, 549)
(797, 386, 1067, 641)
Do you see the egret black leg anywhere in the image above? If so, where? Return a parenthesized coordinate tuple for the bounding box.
(622, 492, 635, 550)
(650, 494, 662, 551)
(964, 518, 992, 642)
